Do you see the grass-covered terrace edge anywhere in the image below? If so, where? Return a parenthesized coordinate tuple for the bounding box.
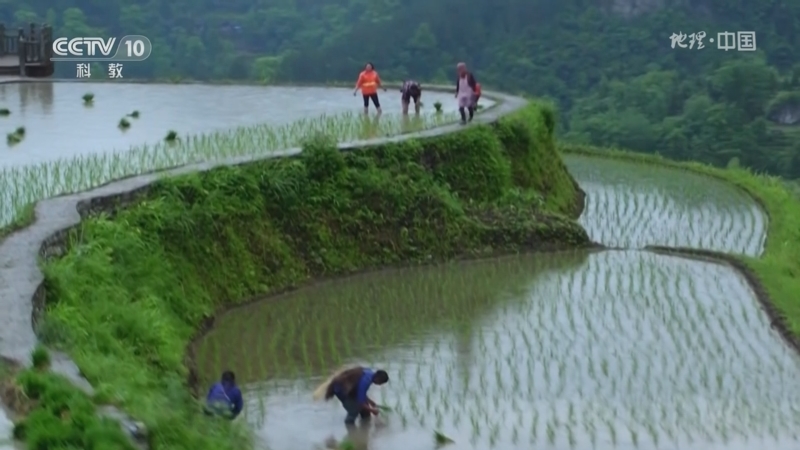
(0, 88, 595, 449)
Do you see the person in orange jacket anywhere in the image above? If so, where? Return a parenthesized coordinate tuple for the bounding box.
(353, 62, 386, 115)
(473, 82, 482, 108)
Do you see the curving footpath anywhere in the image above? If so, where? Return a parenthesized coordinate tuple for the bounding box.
(0, 81, 794, 449)
(0, 81, 525, 446)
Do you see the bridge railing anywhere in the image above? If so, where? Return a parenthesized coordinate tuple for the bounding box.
(0, 23, 53, 75)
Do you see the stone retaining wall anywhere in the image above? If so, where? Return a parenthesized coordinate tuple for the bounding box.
(0, 79, 526, 445)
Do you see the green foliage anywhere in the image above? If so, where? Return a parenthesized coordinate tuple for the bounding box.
(7, 0, 799, 175)
(0, 203, 34, 240)
(565, 57, 800, 177)
(559, 143, 800, 341)
(434, 430, 454, 445)
(2, 0, 796, 176)
(31, 346, 50, 370)
(38, 103, 588, 450)
(11, 367, 135, 449)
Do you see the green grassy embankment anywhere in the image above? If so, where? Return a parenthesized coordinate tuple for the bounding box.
(11, 101, 590, 449)
(559, 143, 800, 339)
(1, 347, 138, 449)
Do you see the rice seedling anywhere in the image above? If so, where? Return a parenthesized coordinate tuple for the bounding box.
(562, 154, 766, 256)
(164, 130, 178, 142)
(0, 110, 458, 227)
(82, 92, 94, 104)
(433, 101, 442, 113)
(118, 118, 131, 129)
(192, 243, 800, 449)
(434, 430, 454, 446)
(128, 110, 140, 118)
(0, 108, 9, 116)
(6, 131, 21, 145)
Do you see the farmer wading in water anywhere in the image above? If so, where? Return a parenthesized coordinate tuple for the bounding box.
(354, 62, 386, 115)
(204, 370, 244, 420)
(317, 366, 389, 424)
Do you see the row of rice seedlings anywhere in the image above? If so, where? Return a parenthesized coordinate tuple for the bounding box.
(235, 337, 800, 446)
(196, 255, 553, 382)
(569, 157, 765, 255)
(347, 369, 800, 447)
(0, 110, 458, 227)
(198, 250, 800, 447)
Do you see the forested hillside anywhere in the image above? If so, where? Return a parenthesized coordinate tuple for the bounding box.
(4, 0, 800, 177)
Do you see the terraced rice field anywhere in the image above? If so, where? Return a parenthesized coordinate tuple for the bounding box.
(563, 155, 766, 255)
(195, 155, 796, 449)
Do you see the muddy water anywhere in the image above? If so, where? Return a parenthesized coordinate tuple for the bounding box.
(0, 82, 466, 169)
(563, 155, 767, 255)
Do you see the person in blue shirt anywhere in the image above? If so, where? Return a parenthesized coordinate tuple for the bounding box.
(204, 370, 244, 420)
(324, 366, 389, 425)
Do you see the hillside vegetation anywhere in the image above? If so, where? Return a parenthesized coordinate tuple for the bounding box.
(4, 0, 800, 176)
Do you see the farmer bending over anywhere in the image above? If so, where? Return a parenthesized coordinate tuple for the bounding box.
(204, 370, 244, 419)
(325, 366, 389, 424)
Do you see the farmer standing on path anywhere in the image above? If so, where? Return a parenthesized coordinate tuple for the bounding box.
(204, 370, 244, 420)
(316, 366, 389, 425)
(354, 62, 386, 115)
(455, 62, 479, 124)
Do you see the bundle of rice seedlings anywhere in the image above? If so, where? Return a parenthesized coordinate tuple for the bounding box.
(312, 365, 360, 401)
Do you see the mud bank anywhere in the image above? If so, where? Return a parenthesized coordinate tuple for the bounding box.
(0, 84, 590, 449)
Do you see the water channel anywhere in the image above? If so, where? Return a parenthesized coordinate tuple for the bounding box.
(195, 154, 800, 450)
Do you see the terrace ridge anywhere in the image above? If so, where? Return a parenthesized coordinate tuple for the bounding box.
(0, 79, 526, 446)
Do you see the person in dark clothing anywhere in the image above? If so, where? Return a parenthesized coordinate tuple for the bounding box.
(323, 366, 389, 425)
(204, 370, 244, 419)
(455, 62, 478, 124)
(400, 80, 422, 115)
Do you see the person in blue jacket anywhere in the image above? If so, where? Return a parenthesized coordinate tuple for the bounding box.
(324, 366, 389, 425)
(204, 370, 244, 419)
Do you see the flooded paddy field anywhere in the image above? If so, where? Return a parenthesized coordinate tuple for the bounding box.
(563, 155, 766, 255)
(197, 250, 800, 450)
(0, 82, 465, 168)
(192, 154, 787, 450)
(0, 82, 471, 227)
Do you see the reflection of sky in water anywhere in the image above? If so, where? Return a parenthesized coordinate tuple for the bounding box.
(0, 82, 487, 227)
(0, 82, 472, 168)
(200, 251, 800, 450)
(563, 155, 766, 255)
